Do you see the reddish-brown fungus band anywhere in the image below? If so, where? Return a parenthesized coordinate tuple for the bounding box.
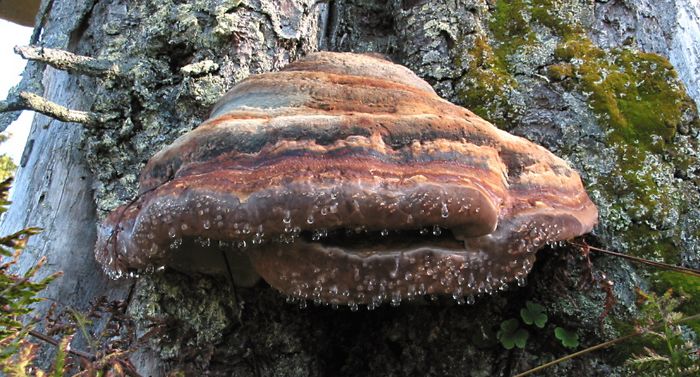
(95, 52, 598, 307)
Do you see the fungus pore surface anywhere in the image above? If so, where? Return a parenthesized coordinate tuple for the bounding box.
(96, 52, 598, 307)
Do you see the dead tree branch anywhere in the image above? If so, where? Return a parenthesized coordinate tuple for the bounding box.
(0, 91, 102, 125)
(14, 45, 121, 78)
(29, 330, 96, 361)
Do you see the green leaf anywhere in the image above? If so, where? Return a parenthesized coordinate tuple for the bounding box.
(497, 318, 529, 349)
(0, 177, 54, 372)
(52, 336, 73, 377)
(0, 155, 16, 183)
(520, 301, 548, 328)
(554, 327, 579, 349)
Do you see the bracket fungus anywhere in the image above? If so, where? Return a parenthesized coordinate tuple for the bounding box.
(95, 52, 598, 307)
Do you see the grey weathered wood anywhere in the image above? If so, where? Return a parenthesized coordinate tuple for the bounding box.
(0, 0, 132, 367)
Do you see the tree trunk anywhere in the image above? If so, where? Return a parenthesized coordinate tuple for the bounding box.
(3, 0, 699, 376)
(0, 0, 132, 361)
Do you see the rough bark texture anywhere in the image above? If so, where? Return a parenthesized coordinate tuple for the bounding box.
(2, 0, 699, 376)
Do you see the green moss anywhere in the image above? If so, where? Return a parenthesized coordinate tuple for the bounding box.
(604, 146, 673, 218)
(490, 0, 531, 66)
(455, 0, 583, 126)
(482, 0, 692, 153)
(594, 145, 687, 265)
(469, 2, 700, 320)
(467, 0, 688, 206)
(554, 37, 696, 264)
(546, 25, 693, 261)
(530, 0, 579, 35)
(556, 40, 689, 153)
(546, 63, 574, 81)
(489, 0, 578, 68)
(455, 35, 515, 121)
(538, 6, 696, 266)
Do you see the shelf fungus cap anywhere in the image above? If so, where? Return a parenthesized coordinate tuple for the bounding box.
(95, 52, 598, 305)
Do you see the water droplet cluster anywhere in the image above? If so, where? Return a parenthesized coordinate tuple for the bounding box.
(264, 239, 539, 309)
(248, 218, 557, 309)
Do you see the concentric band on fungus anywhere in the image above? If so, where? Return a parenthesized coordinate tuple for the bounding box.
(95, 52, 598, 306)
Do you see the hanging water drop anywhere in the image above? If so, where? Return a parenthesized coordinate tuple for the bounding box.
(390, 292, 402, 307)
(517, 275, 527, 287)
(441, 203, 449, 218)
(169, 238, 182, 250)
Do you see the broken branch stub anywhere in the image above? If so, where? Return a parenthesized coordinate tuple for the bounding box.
(0, 91, 102, 125)
(14, 45, 121, 79)
(0, 45, 124, 126)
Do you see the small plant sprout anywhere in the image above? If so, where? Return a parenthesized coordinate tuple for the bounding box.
(627, 289, 699, 376)
(497, 318, 529, 350)
(554, 327, 580, 349)
(520, 301, 548, 328)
